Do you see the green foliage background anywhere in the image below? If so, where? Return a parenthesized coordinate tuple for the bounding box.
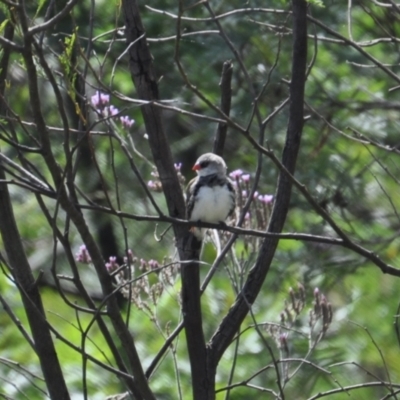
(1, 0, 400, 398)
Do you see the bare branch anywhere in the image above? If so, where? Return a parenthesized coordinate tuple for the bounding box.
(28, 0, 80, 36)
(307, 14, 400, 84)
(308, 382, 400, 400)
(0, 35, 23, 51)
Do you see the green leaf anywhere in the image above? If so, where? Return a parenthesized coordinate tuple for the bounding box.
(0, 18, 9, 34)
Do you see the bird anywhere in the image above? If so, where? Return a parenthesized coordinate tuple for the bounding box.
(186, 153, 236, 239)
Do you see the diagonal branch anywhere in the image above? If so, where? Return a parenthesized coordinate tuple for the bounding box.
(0, 20, 71, 400)
(122, 0, 209, 398)
(122, 0, 186, 221)
(208, 0, 308, 366)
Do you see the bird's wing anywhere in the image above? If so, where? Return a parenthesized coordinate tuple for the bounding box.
(185, 177, 198, 219)
(226, 178, 236, 217)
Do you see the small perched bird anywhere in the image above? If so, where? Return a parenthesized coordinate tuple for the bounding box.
(186, 153, 236, 239)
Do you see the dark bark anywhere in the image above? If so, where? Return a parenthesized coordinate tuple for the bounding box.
(213, 60, 233, 157)
(121, 0, 186, 221)
(180, 236, 213, 398)
(0, 185, 71, 400)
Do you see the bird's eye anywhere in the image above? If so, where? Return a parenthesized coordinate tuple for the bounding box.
(200, 161, 209, 168)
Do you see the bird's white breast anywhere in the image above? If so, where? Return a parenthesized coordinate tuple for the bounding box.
(190, 184, 233, 223)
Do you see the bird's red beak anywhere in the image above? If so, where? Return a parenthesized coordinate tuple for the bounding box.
(192, 163, 201, 171)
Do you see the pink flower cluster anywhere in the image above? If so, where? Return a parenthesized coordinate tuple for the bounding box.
(105, 256, 119, 272)
(229, 169, 273, 205)
(75, 245, 92, 264)
(140, 258, 160, 270)
(90, 91, 109, 108)
(76, 246, 139, 273)
(91, 91, 135, 130)
(147, 162, 186, 192)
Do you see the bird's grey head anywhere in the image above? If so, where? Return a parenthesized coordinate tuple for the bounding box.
(192, 153, 227, 177)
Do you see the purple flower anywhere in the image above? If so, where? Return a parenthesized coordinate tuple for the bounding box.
(242, 190, 247, 197)
(91, 91, 110, 109)
(75, 245, 92, 264)
(120, 115, 135, 129)
(123, 249, 135, 264)
(258, 194, 274, 204)
(107, 105, 119, 117)
(148, 259, 159, 269)
(229, 169, 243, 179)
(140, 258, 147, 270)
(242, 174, 250, 182)
(244, 212, 250, 220)
(147, 180, 157, 189)
(105, 256, 119, 271)
(279, 332, 289, 349)
(174, 163, 182, 172)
